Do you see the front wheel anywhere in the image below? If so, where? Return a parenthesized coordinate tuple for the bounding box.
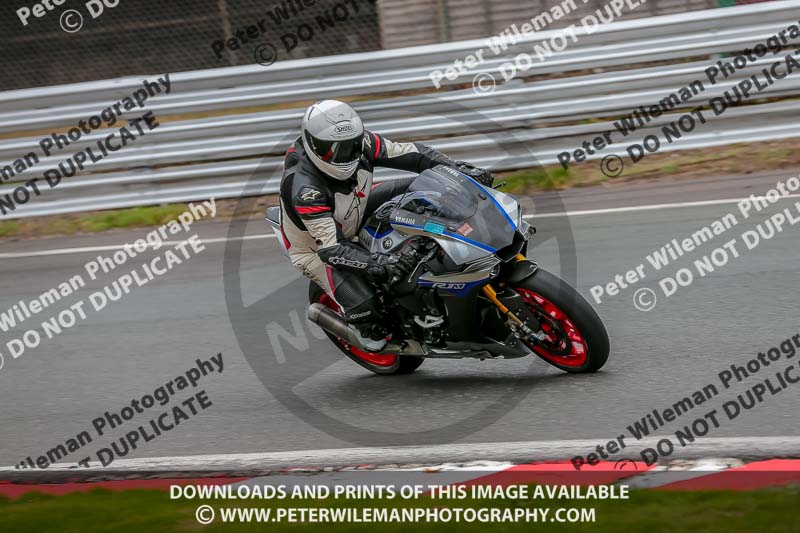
(308, 282, 424, 375)
(513, 268, 610, 373)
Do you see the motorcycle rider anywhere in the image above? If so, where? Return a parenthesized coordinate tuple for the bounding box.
(279, 100, 493, 352)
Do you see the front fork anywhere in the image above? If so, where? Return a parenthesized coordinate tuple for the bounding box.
(480, 255, 546, 343)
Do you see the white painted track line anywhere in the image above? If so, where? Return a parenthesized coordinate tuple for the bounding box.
(3, 436, 799, 474)
(531, 193, 800, 218)
(0, 234, 274, 258)
(3, 192, 798, 258)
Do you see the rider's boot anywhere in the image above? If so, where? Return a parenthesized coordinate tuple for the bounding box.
(332, 270, 390, 352)
(350, 319, 389, 352)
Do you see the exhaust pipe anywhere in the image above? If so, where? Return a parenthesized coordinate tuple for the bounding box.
(308, 304, 427, 356)
(307, 303, 364, 348)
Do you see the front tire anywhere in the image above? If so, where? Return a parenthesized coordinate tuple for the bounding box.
(308, 282, 424, 375)
(513, 268, 610, 373)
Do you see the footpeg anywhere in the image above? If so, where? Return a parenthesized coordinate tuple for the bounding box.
(414, 315, 445, 329)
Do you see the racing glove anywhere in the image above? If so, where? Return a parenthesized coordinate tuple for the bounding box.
(318, 243, 412, 285)
(367, 253, 405, 284)
(454, 160, 494, 187)
(383, 238, 438, 285)
(368, 246, 424, 285)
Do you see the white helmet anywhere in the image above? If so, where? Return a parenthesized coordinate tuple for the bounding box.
(301, 100, 365, 181)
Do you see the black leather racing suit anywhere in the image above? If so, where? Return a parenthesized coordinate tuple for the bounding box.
(278, 131, 455, 336)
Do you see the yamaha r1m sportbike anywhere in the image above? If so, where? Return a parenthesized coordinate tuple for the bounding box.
(267, 165, 610, 375)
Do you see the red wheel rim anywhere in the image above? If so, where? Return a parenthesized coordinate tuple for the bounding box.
(516, 288, 588, 368)
(317, 293, 398, 368)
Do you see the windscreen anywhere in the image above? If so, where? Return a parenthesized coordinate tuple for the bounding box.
(390, 167, 520, 258)
(396, 169, 479, 222)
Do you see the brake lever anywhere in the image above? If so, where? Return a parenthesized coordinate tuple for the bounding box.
(405, 247, 437, 284)
(492, 181, 507, 190)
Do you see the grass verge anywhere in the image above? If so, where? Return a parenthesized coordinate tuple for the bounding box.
(1, 486, 798, 533)
(0, 204, 208, 240)
(497, 139, 800, 195)
(2, 139, 799, 240)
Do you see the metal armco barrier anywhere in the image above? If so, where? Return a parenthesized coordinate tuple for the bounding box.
(1, 0, 800, 219)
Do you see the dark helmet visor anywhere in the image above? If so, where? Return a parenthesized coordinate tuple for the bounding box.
(304, 131, 363, 165)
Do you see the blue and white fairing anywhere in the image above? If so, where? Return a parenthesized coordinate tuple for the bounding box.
(392, 166, 519, 261)
(358, 166, 524, 295)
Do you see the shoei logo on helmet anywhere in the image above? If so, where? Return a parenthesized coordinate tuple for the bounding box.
(334, 122, 355, 135)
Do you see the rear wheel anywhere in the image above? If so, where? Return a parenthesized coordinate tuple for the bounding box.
(308, 283, 424, 375)
(513, 268, 609, 373)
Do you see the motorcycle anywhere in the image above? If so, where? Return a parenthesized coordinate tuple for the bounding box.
(266, 165, 609, 375)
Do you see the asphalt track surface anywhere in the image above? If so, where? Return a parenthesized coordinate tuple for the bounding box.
(1, 170, 799, 466)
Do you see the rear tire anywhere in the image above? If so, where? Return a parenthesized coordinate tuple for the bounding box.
(513, 268, 610, 373)
(308, 282, 424, 375)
